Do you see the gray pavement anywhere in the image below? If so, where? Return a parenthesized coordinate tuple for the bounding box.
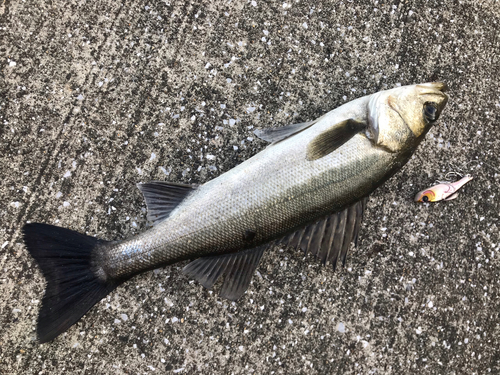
(1, 0, 500, 373)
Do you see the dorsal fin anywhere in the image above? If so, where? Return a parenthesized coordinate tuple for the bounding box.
(137, 181, 197, 225)
(278, 198, 368, 269)
(253, 118, 321, 143)
(182, 245, 267, 301)
(306, 119, 367, 160)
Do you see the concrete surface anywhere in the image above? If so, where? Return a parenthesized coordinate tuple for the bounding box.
(1, 0, 500, 373)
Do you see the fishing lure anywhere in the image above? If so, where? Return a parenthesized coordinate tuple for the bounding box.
(414, 175, 473, 202)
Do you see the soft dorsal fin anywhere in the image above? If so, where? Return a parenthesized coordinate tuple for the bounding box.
(306, 119, 367, 160)
(182, 245, 267, 301)
(278, 198, 368, 269)
(137, 181, 197, 225)
(253, 118, 321, 143)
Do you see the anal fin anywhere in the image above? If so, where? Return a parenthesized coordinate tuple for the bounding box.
(278, 198, 368, 270)
(182, 245, 267, 301)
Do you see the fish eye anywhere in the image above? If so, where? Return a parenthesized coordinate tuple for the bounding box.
(423, 102, 439, 122)
(422, 195, 429, 202)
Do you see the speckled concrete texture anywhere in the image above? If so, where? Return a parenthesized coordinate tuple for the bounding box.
(1, 0, 500, 373)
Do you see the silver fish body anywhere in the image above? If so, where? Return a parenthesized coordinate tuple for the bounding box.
(99, 82, 448, 279)
(23, 82, 448, 342)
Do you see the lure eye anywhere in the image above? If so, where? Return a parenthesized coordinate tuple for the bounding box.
(423, 102, 439, 122)
(422, 195, 429, 202)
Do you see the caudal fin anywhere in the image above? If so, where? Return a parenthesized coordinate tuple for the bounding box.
(23, 223, 119, 343)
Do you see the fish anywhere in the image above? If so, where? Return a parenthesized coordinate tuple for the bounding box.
(414, 175, 473, 202)
(23, 82, 448, 342)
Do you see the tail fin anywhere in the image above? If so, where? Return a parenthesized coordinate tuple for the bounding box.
(23, 223, 119, 343)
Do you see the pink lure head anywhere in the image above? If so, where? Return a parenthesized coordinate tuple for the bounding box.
(415, 189, 437, 203)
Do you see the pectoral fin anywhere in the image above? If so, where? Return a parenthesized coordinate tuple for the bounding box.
(182, 245, 267, 301)
(306, 119, 367, 161)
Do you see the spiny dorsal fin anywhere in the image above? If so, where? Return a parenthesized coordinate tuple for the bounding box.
(137, 181, 197, 225)
(182, 245, 267, 301)
(278, 198, 368, 270)
(306, 119, 367, 161)
(253, 117, 321, 143)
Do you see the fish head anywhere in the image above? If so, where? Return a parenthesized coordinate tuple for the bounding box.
(367, 82, 449, 152)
